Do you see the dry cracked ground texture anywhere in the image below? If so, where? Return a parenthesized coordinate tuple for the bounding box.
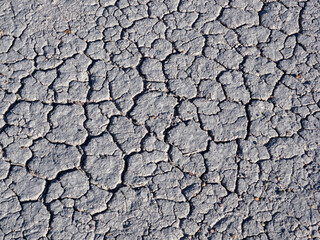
(0, 0, 319, 239)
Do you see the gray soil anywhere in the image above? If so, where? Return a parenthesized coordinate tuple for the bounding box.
(0, 0, 319, 239)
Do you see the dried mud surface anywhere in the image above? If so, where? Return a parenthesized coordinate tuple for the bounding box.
(0, 0, 320, 239)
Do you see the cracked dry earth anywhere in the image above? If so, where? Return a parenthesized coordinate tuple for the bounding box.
(0, 0, 320, 239)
